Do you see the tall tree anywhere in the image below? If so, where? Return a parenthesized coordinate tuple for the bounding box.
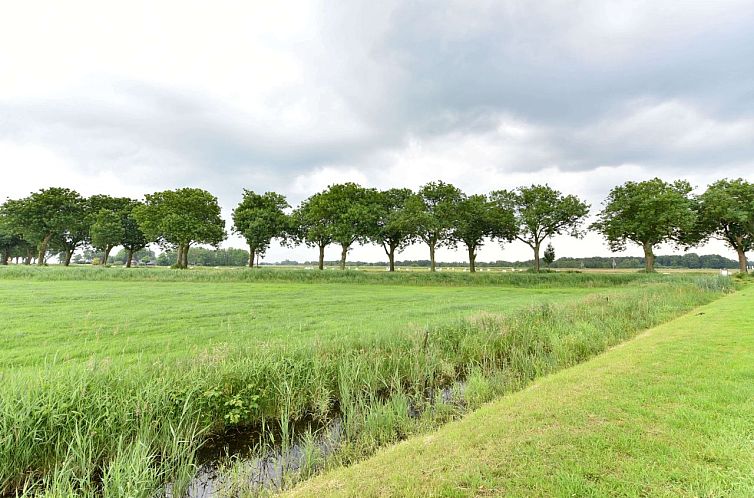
(0, 188, 84, 265)
(371, 188, 416, 272)
(695, 178, 754, 273)
(88, 195, 135, 264)
(232, 190, 290, 268)
(53, 196, 90, 266)
(121, 200, 150, 267)
(133, 188, 226, 269)
(0, 213, 23, 265)
(325, 183, 380, 270)
(407, 181, 463, 272)
(492, 185, 589, 272)
(591, 178, 696, 272)
(451, 194, 517, 272)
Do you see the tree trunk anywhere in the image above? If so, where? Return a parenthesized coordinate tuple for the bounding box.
(643, 242, 655, 272)
(182, 244, 190, 269)
(37, 233, 52, 266)
(389, 246, 396, 272)
(318, 244, 325, 270)
(468, 245, 476, 273)
(340, 245, 348, 270)
(1, 249, 8, 265)
(533, 242, 541, 272)
(429, 243, 436, 272)
(64, 249, 74, 266)
(24, 248, 33, 265)
(126, 248, 134, 268)
(102, 245, 113, 265)
(248, 246, 255, 268)
(736, 246, 748, 274)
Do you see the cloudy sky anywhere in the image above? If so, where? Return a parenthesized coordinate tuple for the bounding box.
(2, 0, 753, 263)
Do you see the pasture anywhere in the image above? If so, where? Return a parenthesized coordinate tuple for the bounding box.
(290, 285, 754, 497)
(0, 267, 738, 497)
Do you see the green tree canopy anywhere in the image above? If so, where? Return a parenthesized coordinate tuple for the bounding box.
(326, 183, 380, 269)
(543, 242, 556, 268)
(371, 188, 416, 272)
(591, 178, 696, 272)
(492, 184, 589, 272)
(133, 188, 226, 269)
(695, 178, 754, 273)
(407, 181, 463, 272)
(0, 212, 24, 265)
(232, 190, 290, 268)
(292, 183, 380, 270)
(452, 194, 517, 272)
(0, 187, 84, 265)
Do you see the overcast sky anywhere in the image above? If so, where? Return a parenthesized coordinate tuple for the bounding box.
(2, 1, 753, 263)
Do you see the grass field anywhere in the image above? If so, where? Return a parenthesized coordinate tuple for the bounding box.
(289, 286, 754, 497)
(0, 267, 739, 496)
(0, 279, 596, 370)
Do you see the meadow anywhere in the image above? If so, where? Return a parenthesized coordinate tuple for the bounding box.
(291, 284, 754, 497)
(0, 267, 737, 497)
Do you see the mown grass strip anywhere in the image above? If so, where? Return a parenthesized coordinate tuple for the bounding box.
(288, 286, 754, 497)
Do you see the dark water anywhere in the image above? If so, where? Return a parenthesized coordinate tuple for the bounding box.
(171, 383, 465, 497)
(168, 419, 342, 498)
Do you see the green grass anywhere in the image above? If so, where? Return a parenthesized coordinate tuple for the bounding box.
(289, 286, 754, 497)
(0, 264, 664, 287)
(0, 280, 595, 371)
(0, 268, 736, 496)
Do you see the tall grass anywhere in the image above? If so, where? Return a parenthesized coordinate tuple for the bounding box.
(0, 276, 734, 496)
(0, 265, 664, 287)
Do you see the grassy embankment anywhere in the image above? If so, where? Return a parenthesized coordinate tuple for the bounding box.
(290, 285, 754, 497)
(0, 267, 735, 496)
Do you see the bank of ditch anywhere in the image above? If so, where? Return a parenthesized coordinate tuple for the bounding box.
(0, 276, 734, 497)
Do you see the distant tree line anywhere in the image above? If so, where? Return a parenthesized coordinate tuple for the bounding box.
(1, 178, 753, 273)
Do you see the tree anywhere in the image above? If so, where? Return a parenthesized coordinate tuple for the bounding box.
(121, 200, 150, 268)
(87, 195, 131, 265)
(0, 188, 84, 266)
(371, 188, 416, 271)
(327, 183, 380, 270)
(452, 194, 517, 272)
(133, 188, 226, 269)
(90, 209, 124, 265)
(492, 185, 589, 272)
(591, 178, 696, 272)
(543, 242, 556, 268)
(291, 191, 335, 270)
(232, 190, 290, 268)
(0, 213, 23, 265)
(407, 181, 463, 272)
(695, 178, 754, 273)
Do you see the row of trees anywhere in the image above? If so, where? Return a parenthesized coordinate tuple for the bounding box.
(1, 178, 753, 273)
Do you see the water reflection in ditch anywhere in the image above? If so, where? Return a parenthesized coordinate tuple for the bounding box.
(168, 419, 342, 498)
(171, 383, 464, 497)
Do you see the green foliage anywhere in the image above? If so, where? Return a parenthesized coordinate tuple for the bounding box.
(543, 242, 556, 267)
(592, 178, 696, 272)
(452, 194, 517, 271)
(492, 184, 589, 271)
(407, 181, 463, 271)
(371, 188, 416, 270)
(232, 190, 290, 267)
(133, 188, 226, 269)
(0, 187, 84, 264)
(695, 178, 754, 272)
